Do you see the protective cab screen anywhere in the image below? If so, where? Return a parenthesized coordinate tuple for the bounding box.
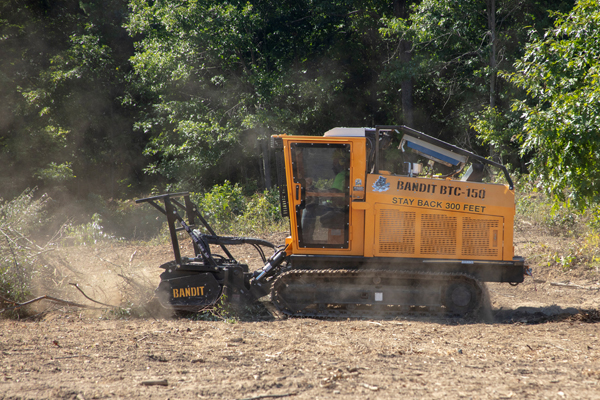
(291, 143, 350, 249)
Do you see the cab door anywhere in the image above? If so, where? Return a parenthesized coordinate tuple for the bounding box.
(289, 142, 351, 249)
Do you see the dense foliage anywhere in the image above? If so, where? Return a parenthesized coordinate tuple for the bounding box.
(6, 0, 600, 216)
(509, 0, 600, 211)
(0, 0, 144, 203)
(125, 0, 397, 189)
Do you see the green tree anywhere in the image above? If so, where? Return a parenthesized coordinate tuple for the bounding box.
(126, 0, 395, 191)
(0, 0, 143, 202)
(381, 0, 573, 156)
(509, 0, 600, 210)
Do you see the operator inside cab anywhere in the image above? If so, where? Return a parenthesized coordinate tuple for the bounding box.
(331, 149, 349, 191)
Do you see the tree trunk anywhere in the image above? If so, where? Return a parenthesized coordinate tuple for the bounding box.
(400, 40, 414, 127)
(487, 0, 498, 161)
(487, 0, 497, 110)
(394, 0, 414, 127)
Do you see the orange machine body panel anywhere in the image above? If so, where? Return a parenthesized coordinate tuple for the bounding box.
(362, 174, 514, 262)
(276, 134, 515, 263)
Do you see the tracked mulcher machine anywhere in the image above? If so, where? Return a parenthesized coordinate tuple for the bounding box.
(137, 126, 529, 317)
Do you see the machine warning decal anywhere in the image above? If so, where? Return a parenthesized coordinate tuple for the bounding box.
(172, 286, 205, 298)
(355, 178, 363, 186)
(372, 176, 390, 192)
(392, 196, 487, 213)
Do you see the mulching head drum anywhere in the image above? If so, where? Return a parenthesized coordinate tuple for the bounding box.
(155, 272, 222, 311)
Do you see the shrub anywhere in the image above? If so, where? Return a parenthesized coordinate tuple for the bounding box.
(79, 195, 164, 240)
(238, 189, 287, 234)
(191, 181, 246, 234)
(189, 183, 288, 236)
(62, 213, 122, 245)
(515, 186, 589, 237)
(514, 182, 599, 275)
(0, 189, 49, 306)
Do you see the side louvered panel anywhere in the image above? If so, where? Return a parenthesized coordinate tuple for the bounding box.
(420, 214, 457, 256)
(462, 217, 501, 258)
(378, 209, 416, 254)
(374, 205, 504, 260)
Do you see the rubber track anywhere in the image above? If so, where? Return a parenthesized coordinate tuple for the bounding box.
(270, 269, 486, 319)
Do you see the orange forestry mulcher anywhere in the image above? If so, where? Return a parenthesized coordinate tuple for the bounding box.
(137, 126, 529, 317)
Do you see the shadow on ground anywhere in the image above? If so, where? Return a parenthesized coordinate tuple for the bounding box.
(493, 306, 600, 324)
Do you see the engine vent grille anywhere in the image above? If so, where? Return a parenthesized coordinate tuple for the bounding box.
(376, 207, 502, 260)
(378, 209, 415, 254)
(420, 214, 457, 255)
(462, 217, 499, 257)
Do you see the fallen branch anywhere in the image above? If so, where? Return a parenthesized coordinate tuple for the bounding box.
(141, 379, 168, 386)
(94, 254, 122, 269)
(0, 295, 102, 313)
(550, 282, 600, 291)
(236, 393, 298, 400)
(69, 283, 116, 308)
(129, 250, 137, 264)
(0, 294, 18, 306)
(115, 274, 158, 320)
(117, 273, 147, 293)
(53, 355, 92, 359)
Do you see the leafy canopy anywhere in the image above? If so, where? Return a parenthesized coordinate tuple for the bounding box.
(509, 0, 600, 210)
(125, 0, 394, 189)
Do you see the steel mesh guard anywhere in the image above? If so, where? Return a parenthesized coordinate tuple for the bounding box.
(420, 214, 457, 255)
(378, 209, 416, 254)
(461, 217, 500, 257)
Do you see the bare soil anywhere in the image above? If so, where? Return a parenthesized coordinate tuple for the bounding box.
(1, 230, 599, 399)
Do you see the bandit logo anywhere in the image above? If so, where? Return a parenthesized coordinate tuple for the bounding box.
(372, 176, 390, 192)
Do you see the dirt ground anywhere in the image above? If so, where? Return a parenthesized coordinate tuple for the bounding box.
(1, 230, 599, 400)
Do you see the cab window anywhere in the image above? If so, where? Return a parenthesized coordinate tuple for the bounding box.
(291, 143, 350, 248)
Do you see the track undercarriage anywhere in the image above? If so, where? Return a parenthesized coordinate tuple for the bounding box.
(270, 269, 487, 318)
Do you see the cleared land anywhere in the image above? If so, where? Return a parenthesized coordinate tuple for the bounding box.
(1, 230, 599, 399)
